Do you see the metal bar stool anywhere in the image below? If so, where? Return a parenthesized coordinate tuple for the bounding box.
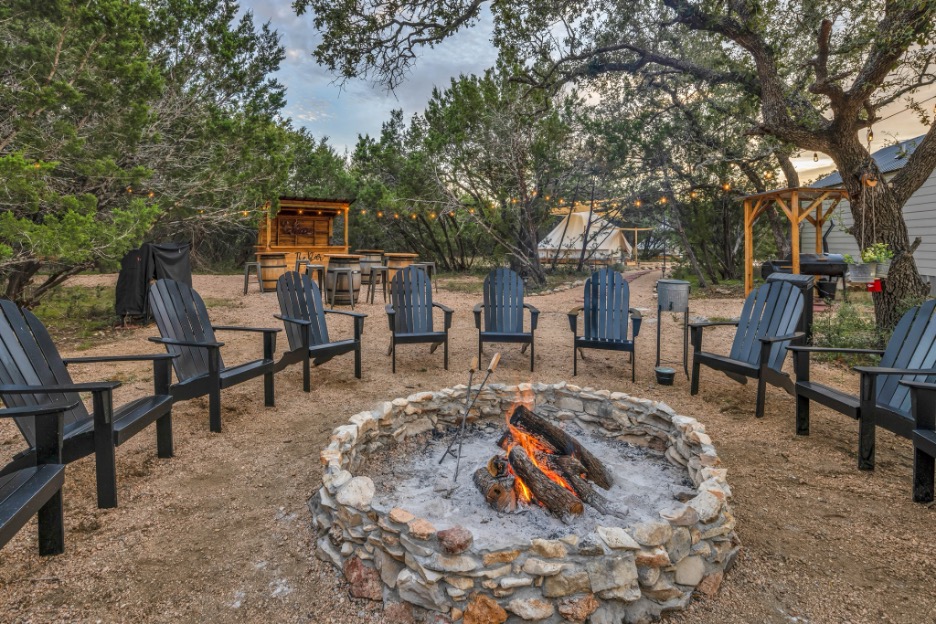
(304, 264, 325, 291)
(326, 267, 361, 310)
(366, 265, 390, 303)
(295, 258, 310, 273)
(243, 261, 263, 294)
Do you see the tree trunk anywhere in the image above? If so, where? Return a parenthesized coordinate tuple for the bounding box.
(672, 204, 709, 288)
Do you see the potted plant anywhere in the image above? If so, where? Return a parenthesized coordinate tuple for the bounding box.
(843, 253, 876, 283)
(861, 242, 894, 278)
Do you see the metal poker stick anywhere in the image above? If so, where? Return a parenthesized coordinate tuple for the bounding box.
(439, 353, 501, 481)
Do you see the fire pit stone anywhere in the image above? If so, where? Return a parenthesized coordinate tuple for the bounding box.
(311, 383, 739, 623)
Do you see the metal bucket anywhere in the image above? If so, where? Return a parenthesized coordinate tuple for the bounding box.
(847, 263, 876, 283)
(657, 279, 690, 312)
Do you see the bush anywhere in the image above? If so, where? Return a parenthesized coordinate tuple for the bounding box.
(811, 303, 883, 366)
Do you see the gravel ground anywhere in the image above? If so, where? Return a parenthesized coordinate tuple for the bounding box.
(0, 271, 934, 624)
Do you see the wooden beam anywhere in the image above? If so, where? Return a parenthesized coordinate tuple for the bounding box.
(344, 207, 349, 251)
(744, 199, 754, 296)
(791, 191, 800, 275)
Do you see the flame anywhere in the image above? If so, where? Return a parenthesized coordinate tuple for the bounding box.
(503, 388, 577, 505)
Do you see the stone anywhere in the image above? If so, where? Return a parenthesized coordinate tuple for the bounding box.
(408, 518, 437, 540)
(469, 564, 512, 579)
(405, 416, 434, 436)
(399, 533, 434, 557)
(531, 538, 567, 558)
(636, 565, 660, 587)
(666, 528, 692, 564)
(438, 526, 473, 555)
(482, 550, 520, 566)
(335, 477, 375, 511)
(375, 549, 405, 588)
(500, 576, 533, 588)
(586, 555, 638, 594)
(558, 594, 600, 623)
(634, 547, 670, 568)
(383, 602, 417, 624)
(463, 593, 507, 624)
(631, 521, 673, 546)
(521, 558, 564, 576)
(389, 508, 415, 524)
(688, 490, 722, 523)
(451, 608, 464, 621)
(507, 597, 555, 621)
(644, 578, 684, 602)
(397, 569, 449, 612)
(596, 526, 640, 550)
(577, 535, 606, 556)
(659, 504, 699, 527)
(557, 396, 584, 412)
(543, 569, 591, 598)
(444, 576, 474, 591)
(423, 553, 479, 573)
(697, 570, 724, 596)
(342, 556, 382, 601)
(322, 468, 352, 492)
(674, 555, 705, 586)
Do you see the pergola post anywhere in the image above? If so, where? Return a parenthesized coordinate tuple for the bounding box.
(344, 207, 349, 251)
(744, 198, 753, 296)
(791, 190, 801, 276)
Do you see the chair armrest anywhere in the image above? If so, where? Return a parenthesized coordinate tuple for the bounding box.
(759, 332, 805, 344)
(788, 346, 884, 355)
(0, 401, 80, 418)
(0, 381, 121, 393)
(274, 314, 312, 326)
(212, 325, 281, 334)
(688, 320, 739, 329)
(900, 380, 936, 392)
(567, 306, 583, 334)
(473, 303, 484, 329)
(149, 337, 224, 349)
(325, 310, 367, 319)
(386, 305, 396, 332)
(63, 353, 178, 365)
(433, 302, 454, 314)
(853, 367, 936, 377)
(567, 306, 584, 316)
(524, 303, 540, 331)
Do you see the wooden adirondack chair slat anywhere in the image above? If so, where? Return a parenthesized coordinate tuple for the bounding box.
(569, 269, 639, 381)
(387, 267, 451, 373)
(476, 269, 537, 371)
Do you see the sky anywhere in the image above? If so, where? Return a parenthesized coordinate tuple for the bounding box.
(243, 2, 935, 175)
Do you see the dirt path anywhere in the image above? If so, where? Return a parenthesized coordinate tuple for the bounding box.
(0, 271, 933, 623)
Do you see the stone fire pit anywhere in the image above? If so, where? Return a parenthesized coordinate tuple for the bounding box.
(310, 383, 740, 623)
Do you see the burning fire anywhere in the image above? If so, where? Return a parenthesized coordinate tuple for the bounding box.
(503, 393, 577, 505)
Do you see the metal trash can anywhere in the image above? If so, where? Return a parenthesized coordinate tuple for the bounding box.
(655, 280, 691, 379)
(657, 280, 690, 312)
(765, 273, 815, 343)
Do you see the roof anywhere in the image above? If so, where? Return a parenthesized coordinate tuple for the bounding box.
(277, 196, 356, 205)
(812, 134, 925, 188)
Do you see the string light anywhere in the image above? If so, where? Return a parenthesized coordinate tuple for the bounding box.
(393, 213, 399, 219)
(148, 192, 155, 198)
(867, 128, 874, 143)
(659, 196, 667, 204)
(377, 211, 383, 218)
(429, 212, 436, 219)
(634, 199, 642, 207)
(764, 171, 773, 180)
(689, 190, 698, 199)
(469, 208, 475, 214)
(360, 209, 366, 215)
(241, 210, 248, 217)
(127, 187, 133, 193)
(722, 182, 732, 192)
(410, 213, 417, 219)
(33, 162, 40, 169)
(298, 209, 303, 214)
(813, 153, 819, 162)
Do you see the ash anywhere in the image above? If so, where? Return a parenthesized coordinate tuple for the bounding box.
(368, 422, 691, 551)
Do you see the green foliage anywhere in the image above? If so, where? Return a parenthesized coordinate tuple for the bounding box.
(32, 285, 116, 346)
(812, 303, 884, 366)
(860, 243, 894, 264)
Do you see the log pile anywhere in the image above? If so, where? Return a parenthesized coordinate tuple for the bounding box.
(474, 405, 624, 521)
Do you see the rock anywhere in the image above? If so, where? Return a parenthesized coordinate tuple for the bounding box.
(389, 508, 415, 524)
(397, 569, 449, 612)
(666, 528, 692, 564)
(543, 569, 591, 598)
(438, 526, 473, 555)
(451, 608, 464, 621)
(659, 504, 699, 526)
(463, 593, 507, 624)
(423, 553, 479, 573)
(586, 555, 638, 594)
(375, 549, 405, 588)
(445, 575, 474, 591)
(636, 565, 660, 587)
(335, 477, 375, 511)
(674, 555, 705, 586)
(408, 518, 437, 540)
(558, 594, 600, 623)
(631, 521, 673, 547)
(322, 468, 352, 492)
(531, 538, 567, 558)
(482, 550, 520, 565)
(697, 570, 724, 596)
(596, 526, 640, 550)
(634, 547, 670, 568)
(644, 578, 684, 602)
(688, 490, 722, 523)
(577, 535, 606, 556)
(383, 602, 417, 624)
(507, 597, 555, 621)
(500, 576, 533, 588)
(521, 558, 564, 576)
(557, 396, 584, 412)
(342, 556, 382, 601)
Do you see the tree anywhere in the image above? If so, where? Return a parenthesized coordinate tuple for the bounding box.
(296, 0, 936, 328)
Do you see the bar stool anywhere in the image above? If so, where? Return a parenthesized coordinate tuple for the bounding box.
(243, 261, 263, 294)
(295, 258, 310, 273)
(412, 261, 437, 292)
(305, 263, 325, 291)
(326, 267, 361, 310)
(366, 265, 390, 303)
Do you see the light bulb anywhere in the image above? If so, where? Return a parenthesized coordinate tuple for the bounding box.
(867, 128, 874, 142)
(813, 153, 819, 162)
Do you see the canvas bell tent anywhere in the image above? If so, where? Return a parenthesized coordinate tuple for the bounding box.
(538, 212, 632, 265)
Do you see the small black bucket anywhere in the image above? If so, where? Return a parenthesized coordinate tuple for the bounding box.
(655, 367, 676, 385)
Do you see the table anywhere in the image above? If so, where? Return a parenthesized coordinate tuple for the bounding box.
(384, 253, 419, 289)
(255, 252, 287, 292)
(324, 254, 363, 307)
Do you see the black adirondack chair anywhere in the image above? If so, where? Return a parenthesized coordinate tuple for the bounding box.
(275, 271, 365, 392)
(567, 269, 642, 381)
(900, 380, 936, 502)
(0, 300, 175, 509)
(148, 279, 279, 433)
(691, 281, 804, 419)
(386, 267, 453, 373)
(473, 268, 539, 372)
(0, 401, 73, 555)
(791, 300, 936, 470)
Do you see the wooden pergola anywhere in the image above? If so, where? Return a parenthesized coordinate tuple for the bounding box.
(743, 187, 850, 295)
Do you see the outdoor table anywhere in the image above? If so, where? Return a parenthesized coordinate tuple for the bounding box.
(412, 261, 438, 292)
(384, 253, 419, 290)
(255, 252, 287, 292)
(324, 254, 363, 308)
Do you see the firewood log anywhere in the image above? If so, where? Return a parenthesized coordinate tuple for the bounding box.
(473, 467, 517, 513)
(507, 446, 584, 518)
(537, 453, 628, 521)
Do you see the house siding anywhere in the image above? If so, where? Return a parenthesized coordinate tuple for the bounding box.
(801, 171, 936, 290)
